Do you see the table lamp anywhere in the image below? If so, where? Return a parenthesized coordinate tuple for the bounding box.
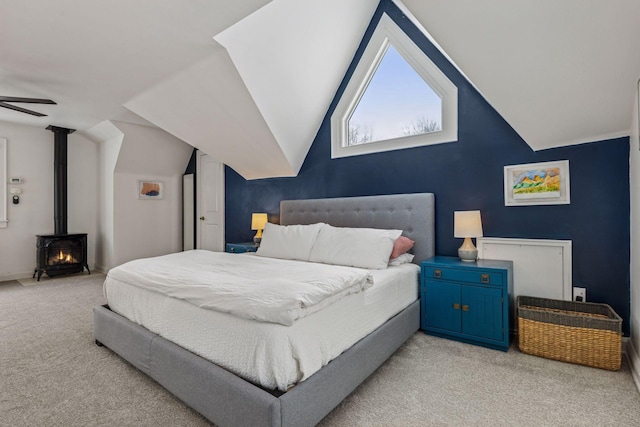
(454, 210, 483, 262)
(251, 213, 268, 244)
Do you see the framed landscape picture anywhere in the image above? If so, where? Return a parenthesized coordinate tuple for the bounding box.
(138, 180, 163, 200)
(504, 160, 570, 206)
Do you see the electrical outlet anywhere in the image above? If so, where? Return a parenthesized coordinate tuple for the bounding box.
(573, 287, 586, 302)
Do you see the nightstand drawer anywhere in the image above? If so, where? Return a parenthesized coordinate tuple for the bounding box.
(423, 266, 503, 285)
(226, 242, 258, 253)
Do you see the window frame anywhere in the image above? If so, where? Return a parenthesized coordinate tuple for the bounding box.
(331, 13, 458, 159)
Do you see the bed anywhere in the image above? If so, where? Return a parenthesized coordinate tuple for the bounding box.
(93, 193, 435, 426)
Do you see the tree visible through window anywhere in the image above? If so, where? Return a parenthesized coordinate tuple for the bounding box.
(348, 45, 442, 146)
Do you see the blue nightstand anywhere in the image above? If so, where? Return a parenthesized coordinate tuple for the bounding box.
(225, 242, 258, 254)
(420, 256, 513, 351)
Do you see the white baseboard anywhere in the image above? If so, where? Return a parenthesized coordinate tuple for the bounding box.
(627, 338, 640, 393)
(0, 270, 36, 282)
(93, 264, 109, 274)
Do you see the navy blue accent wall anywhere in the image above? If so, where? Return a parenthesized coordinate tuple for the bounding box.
(184, 148, 197, 175)
(225, 0, 630, 334)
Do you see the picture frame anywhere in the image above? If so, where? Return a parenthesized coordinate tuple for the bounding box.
(504, 160, 570, 206)
(138, 180, 164, 200)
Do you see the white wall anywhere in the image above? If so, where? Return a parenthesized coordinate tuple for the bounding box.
(0, 121, 98, 281)
(94, 123, 123, 272)
(629, 84, 640, 391)
(109, 122, 192, 267)
(113, 172, 185, 265)
(68, 132, 99, 269)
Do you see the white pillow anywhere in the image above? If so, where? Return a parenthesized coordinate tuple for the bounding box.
(389, 252, 415, 266)
(309, 225, 402, 270)
(256, 222, 325, 261)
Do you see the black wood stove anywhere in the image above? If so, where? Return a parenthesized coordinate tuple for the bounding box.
(35, 233, 89, 280)
(33, 125, 90, 281)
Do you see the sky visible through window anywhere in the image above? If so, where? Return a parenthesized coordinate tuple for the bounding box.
(348, 44, 442, 146)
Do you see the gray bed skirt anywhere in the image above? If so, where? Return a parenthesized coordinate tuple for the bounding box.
(93, 300, 419, 427)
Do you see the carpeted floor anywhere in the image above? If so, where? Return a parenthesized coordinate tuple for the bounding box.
(1, 274, 639, 426)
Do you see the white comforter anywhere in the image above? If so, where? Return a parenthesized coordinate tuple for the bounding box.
(105, 250, 373, 326)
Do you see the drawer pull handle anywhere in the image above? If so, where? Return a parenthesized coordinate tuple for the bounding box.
(453, 303, 460, 310)
(481, 273, 490, 283)
(462, 305, 470, 311)
(434, 269, 442, 279)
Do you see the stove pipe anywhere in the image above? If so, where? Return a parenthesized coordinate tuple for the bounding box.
(46, 125, 75, 235)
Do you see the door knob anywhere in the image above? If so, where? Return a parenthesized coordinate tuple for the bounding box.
(199, 216, 205, 221)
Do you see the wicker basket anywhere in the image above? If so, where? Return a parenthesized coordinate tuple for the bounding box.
(517, 296, 622, 370)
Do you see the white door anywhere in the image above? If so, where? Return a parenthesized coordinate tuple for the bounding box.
(196, 152, 224, 251)
(183, 174, 195, 250)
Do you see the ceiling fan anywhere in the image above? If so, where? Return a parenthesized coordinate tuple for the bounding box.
(0, 96, 56, 117)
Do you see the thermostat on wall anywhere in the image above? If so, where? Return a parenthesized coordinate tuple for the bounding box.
(9, 177, 23, 184)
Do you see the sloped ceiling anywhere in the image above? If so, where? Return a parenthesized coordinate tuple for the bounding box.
(1, 0, 640, 178)
(126, 0, 379, 179)
(0, 0, 271, 131)
(214, 0, 381, 176)
(401, 0, 640, 150)
(124, 45, 297, 180)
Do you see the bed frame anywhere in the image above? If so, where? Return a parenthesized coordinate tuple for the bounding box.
(93, 193, 435, 426)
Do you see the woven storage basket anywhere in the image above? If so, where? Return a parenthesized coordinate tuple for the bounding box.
(517, 296, 622, 370)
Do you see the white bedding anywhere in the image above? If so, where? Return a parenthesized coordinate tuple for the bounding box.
(104, 252, 419, 391)
(106, 250, 372, 326)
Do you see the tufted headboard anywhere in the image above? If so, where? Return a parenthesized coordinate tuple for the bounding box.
(280, 193, 435, 264)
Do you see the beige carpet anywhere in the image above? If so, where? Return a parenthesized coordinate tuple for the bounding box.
(17, 271, 90, 286)
(1, 274, 640, 426)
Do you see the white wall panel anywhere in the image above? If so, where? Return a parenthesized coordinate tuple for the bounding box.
(477, 237, 572, 301)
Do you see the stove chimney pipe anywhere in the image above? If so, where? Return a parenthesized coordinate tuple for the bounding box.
(46, 125, 75, 235)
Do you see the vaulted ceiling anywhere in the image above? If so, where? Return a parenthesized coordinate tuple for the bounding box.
(401, 0, 640, 150)
(1, 0, 639, 179)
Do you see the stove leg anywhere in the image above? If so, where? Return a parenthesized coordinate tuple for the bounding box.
(36, 270, 44, 281)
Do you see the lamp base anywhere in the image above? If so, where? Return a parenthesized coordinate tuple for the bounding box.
(458, 237, 478, 262)
(253, 229, 263, 246)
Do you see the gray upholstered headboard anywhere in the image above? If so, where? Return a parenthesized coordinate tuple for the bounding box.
(280, 193, 435, 264)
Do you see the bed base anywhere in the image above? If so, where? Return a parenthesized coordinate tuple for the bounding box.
(93, 301, 419, 427)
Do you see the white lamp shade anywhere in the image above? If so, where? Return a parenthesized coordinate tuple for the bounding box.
(454, 210, 483, 238)
(251, 213, 268, 231)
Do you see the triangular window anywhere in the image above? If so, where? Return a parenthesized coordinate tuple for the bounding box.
(348, 44, 442, 145)
(332, 13, 457, 158)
